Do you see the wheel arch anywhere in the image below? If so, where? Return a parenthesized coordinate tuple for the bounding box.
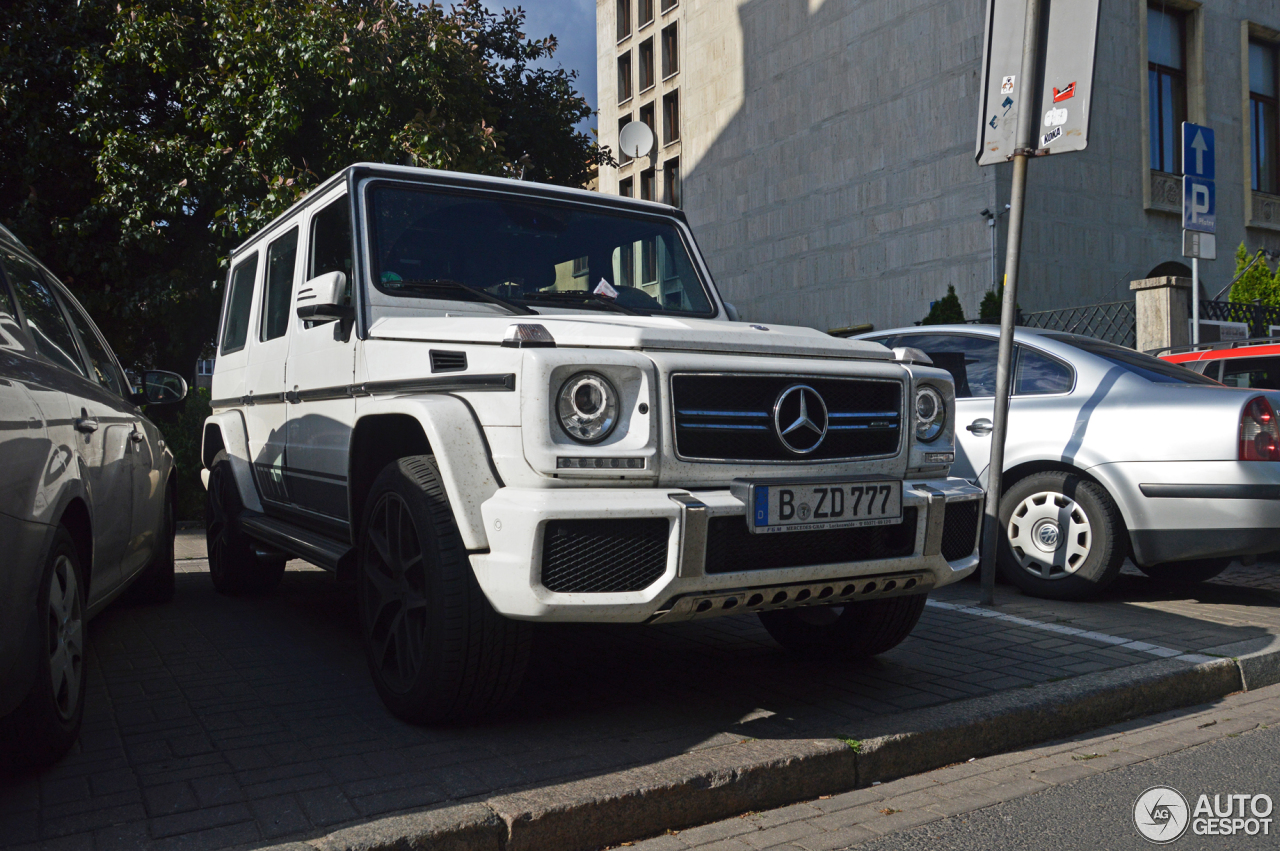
(201, 410, 263, 513)
(57, 497, 93, 598)
(1001, 458, 1138, 557)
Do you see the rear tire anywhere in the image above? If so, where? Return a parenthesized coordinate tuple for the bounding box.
(0, 526, 86, 773)
(357, 456, 531, 724)
(757, 593, 928, 659)
(205, 452, 286, 595)
(997, 471, 1125, 601)
(127, 486, 176, 604)
(1139, 558, 1231, 584)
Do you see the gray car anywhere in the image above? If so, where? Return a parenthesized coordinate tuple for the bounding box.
(0, 224, 188, 771)
(860, 325, 1280, 600)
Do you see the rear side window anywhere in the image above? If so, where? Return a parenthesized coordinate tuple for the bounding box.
(261, 228, 298, 341)
(309, 198, 352, 283)
(1, 249, 85, 377)
(1221, 357, 1280, 390)
(1043, 334, 1220, 385)
(221, 254, 259, 355)
(61, 289, 126, 397)
(1014, 346, 1074, 395)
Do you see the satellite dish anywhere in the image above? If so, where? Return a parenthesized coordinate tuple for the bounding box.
(618, 121, 655, 159)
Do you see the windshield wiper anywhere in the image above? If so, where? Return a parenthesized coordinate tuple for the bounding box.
(518, 290, 648, 316)
(382, 279, 538, 316)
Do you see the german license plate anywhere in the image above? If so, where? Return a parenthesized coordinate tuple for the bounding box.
(749, 480, 903, 534)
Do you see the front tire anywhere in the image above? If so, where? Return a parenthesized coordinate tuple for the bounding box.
(357, 456, 531, 724)
(1139, 558, 1231, 585)
(997, 471, 1126, 601)
(205, 452, 285, 595)
(0, 526, 87, 772)
(757, 593, 928, 659)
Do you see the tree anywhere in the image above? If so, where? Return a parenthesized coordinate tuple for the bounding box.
(979, 286, 1002, 322)
(1229, 242, 1280, 305)
(1, 0, 599, 375)
(921, 285, 966, 325)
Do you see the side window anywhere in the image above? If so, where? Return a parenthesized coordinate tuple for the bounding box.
(221, 254, 259, 355)
(261, 227, 299, 341)
(1014, 346, 1073, 395)
(1, 249, 86, 377)
(309, 197, 352, 288)
(880, 334, 999, 398)
(1221, 357, 1280, 390)
(60, 287, 127, 397)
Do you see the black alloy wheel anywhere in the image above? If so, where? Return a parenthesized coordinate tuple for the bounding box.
(205, 451, 285, 595)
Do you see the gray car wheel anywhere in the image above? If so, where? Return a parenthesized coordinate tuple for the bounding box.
(997, 471, 1126, 601)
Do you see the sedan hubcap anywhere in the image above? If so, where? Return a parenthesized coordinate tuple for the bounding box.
(1007, 491, 1092, 580)
(47, 555, 83, 721)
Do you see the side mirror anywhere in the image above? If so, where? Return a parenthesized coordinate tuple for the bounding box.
(723, 301, 740, 322)
(296, 271, 352, 321)
(134, 370, 188, 406)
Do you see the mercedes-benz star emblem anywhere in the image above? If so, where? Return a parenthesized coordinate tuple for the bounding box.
(773, 384, 828, 454)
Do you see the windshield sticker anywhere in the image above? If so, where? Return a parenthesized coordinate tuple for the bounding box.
(593, 278, 619, 300)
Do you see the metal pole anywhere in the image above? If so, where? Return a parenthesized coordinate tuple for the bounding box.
(1191, 255, 1200, 345)
(990, 218, 998, 293)
(980, 0, 1042, 607)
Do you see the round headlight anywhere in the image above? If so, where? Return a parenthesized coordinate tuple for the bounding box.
(557, 372, 619, 443)
(915, 385, 945, 442)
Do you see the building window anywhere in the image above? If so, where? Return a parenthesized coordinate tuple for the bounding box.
(660, 0, 677, 12)
(619, 176, 634, 198)
(664, 158, 681, 207)
(617, 114, 633, 163)
(1251, 40, 1279, 195)
(617, 0, 631, 41)
(662, 23, 678, 78)
(639, 38, 655, 92)
(640, 168, 656, 201)
(639, 101, 655, 139)
(1148, 5, 1187, 174)
(617, 52, 632, 104)
(663, 90, 679, 144)
(639, 0, 653, 29)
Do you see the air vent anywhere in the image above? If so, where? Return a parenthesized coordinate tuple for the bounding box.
(430, 350, 467, 373)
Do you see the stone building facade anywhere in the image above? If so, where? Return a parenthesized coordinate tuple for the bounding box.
(596, 0, 1280, 332)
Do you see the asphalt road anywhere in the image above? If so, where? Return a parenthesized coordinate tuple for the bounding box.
(849, 723, 1280, 851)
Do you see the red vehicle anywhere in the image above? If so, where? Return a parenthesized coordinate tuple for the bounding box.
(1157, 337, 1280, 389)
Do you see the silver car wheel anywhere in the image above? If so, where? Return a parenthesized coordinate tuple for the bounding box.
(47, 554, 84, 721)
(1006, 491, 1092, 580)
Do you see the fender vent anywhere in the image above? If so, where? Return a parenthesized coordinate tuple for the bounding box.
(430, 350, 467, 373)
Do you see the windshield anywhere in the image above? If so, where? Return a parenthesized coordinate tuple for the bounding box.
(367, 185, 715, 317)
(1043, 334, 1222, 385)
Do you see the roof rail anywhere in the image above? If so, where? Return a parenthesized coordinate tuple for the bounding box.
(1147, 335, 1280, 357)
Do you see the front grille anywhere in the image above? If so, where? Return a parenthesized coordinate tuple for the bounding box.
(941, 500, 981, 561)
(671, 374, 902, 462)
(704, 508, 918, 573)
(540, 519, 669, 593)
(430, 349, 467, 373)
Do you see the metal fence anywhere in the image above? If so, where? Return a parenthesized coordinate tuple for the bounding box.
(1198, 300, 1280, 338)
(1016, 301, 1136, 348)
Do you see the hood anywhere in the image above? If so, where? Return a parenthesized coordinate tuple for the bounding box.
(367, 314, 895, 360)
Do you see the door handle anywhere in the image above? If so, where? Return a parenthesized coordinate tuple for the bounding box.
(74, 416, 99, 434)
(966, 418, 993, 436)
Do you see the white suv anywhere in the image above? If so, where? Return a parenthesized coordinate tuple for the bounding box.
(201, 164, 982, 723)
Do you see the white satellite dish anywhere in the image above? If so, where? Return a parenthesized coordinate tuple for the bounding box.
(618, 120, 655, 159)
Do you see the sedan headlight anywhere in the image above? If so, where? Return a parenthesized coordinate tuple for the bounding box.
(557, 372, 619, 443)
(915, 385, 945, 442)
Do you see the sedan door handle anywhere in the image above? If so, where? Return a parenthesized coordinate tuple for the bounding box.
(74, 416, 99, 434)
(966, 418, 993, 436)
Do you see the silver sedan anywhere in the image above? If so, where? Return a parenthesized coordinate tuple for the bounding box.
(860, 325, 1280, 600)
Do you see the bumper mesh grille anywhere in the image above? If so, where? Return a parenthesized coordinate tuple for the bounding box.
(941, 500, 981, 562)
(541, 519, 669, 593)
(704, 508, 918, 574)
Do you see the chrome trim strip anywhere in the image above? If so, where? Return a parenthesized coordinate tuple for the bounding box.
(669, 493, 709, 579)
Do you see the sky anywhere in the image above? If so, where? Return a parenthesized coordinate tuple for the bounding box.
(476, 1, 598, 133)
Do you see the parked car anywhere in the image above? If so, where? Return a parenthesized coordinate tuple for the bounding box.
(0, 224, 189, 771)
(1156, 337, 1280, 388)
(200, 163, 984, 724)
(859, 325, 1280, 601)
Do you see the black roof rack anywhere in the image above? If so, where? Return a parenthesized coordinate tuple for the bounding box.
(1148, 335, 1280, 357)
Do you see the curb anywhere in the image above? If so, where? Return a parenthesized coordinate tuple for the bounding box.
(272, 647, 1278, 851)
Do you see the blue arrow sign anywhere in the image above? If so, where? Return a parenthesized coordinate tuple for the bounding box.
(1182, 122, 1214, 181)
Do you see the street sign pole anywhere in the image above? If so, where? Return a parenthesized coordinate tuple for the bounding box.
(1192, 256, 1199, 344)
(979, 0, 1042, 607)
(1181, 122, 1217, 346)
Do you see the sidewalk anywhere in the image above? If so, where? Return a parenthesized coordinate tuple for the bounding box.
(2, 530, 1279, 850)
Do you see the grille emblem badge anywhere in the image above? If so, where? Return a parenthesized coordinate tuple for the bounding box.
(773, 384, 828, 454)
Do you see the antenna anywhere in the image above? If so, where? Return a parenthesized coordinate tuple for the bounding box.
(618, 121, 655, 160)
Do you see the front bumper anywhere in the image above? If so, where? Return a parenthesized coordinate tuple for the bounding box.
(469, 477, 984, 622)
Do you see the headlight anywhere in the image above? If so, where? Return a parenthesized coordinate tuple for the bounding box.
(557, 372, 619, 443)
(915, 385, 945, 442)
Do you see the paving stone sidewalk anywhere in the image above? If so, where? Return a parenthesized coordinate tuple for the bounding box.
(3, 531, 1280, 850)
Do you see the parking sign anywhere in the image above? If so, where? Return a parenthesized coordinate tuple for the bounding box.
(1182, 122, 1215, 234)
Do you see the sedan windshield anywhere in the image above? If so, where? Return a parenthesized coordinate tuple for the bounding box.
(367, 185, 714, 317)
(1043, 334, 1221, 385)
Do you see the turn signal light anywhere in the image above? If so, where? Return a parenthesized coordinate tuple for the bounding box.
(1239, 396, 1280, 461)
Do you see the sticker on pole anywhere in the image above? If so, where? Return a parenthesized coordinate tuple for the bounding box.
(1001, 75, 1015, 94)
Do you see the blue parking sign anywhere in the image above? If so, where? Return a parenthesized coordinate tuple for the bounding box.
(1183, 177, 1215, 233)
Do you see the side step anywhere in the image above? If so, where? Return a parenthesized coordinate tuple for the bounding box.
(239, 513, 353, 574)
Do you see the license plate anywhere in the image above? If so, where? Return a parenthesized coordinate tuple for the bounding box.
(749, 480, 903, 534)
